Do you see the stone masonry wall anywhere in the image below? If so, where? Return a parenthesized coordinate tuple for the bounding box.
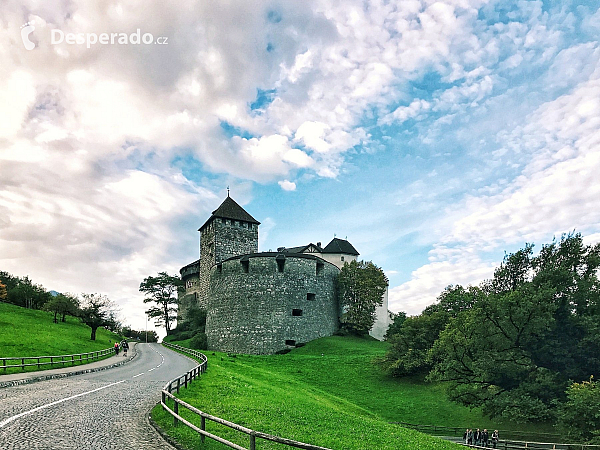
(198, 218, 258, 309)
(207, 255, 339, 354)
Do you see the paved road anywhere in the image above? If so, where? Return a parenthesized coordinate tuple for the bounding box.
(0, 343, 198, 450)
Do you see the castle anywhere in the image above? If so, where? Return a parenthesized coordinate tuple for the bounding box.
(178, 195, 389, 354)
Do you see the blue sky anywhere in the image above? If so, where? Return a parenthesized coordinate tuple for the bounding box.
(1, 0, 599, 335)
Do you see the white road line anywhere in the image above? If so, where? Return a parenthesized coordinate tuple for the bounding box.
(0, 380, 126, 429)
(148, 368, 155, 372)
(132, 373, 144, 378)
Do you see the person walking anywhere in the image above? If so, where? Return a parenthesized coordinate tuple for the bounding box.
(491, 430, 499, 448)
(121, 340, 129, 357)
(483, 429, 489, 447)
(474, 429, 481, 446)
(467, 429, 474, 445)
(114, 341, 119, 356)
(464, 429, 469, 445)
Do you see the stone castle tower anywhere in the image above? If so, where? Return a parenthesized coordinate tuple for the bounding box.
(196, 195, 260, 308)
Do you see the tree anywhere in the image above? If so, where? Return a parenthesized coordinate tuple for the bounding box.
(8, 276, 52, 309)
(0, 281, 7, 302)
(79, 293, 114, 340)
(428, 233, 600, 421)
(139, 272, 182, 335)
(43, 293, 79, 323)
(337, 260, 388, 336)
(384, 311, 407, 340)
(557, 377, 600, 443)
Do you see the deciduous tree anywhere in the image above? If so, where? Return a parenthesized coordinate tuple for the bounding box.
(79, 293, 115, 340)
(337, 260, 388, 336)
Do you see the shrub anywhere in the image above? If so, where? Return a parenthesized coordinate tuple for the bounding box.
(190, 331, 208, 350)
(557, 378, 600, 443)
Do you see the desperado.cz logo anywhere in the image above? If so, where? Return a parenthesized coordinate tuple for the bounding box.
(20, 22, 168, 50)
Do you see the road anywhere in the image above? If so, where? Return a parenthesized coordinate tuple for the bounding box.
(0, 343, 198, 450)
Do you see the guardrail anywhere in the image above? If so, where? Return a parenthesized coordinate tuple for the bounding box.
(160, 342, 333, 450)
(1, 347, 115, 372)
(392, 422, 599, 450)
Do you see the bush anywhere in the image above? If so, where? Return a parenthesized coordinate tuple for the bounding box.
(190, 331, 208, 350)
(557, 378, 600, 443)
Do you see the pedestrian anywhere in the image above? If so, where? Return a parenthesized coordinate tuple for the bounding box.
(483, 429, 489, 447)
(491, 430, 499, 448)
(114, 341, 119, 356)
(122, 340, 129, 357)
(474, 429, 481, 446)
(463, 429, 469, 445)
(467, 429, 474, 445)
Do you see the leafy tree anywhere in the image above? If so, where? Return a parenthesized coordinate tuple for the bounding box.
(79, 293, 115, 340)
(382, 285, 479, 376)
(8, 276, 51, 309)
(383, 311, 407, 340)
(428, 233, 600, 421)
(337, 260, 388, 336)
(557, 377, 600, 443)
(43, 293, 79, 323)
(139, 272, 182, 336)
(0, 281, 7, 302)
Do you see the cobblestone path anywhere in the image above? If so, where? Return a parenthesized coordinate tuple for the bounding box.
(0, 343, 198, 449)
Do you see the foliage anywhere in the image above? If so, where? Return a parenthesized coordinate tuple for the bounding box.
(189, 331, 208, 350)
(6, 276, 52, 310)
(426, 233, 600, 422)
(381, 285, 479, 376)
(0, 281, 7, 301)
(153, 335, 551, 450)
(43, 293, 79, 323)
(79, 293, 115, 341)
(122, 327, 158, 342)
(556, 377, 600, 443)
(139, 272, 182, 335)
(383, 310, 406, 340)
(337, 260, 388, 335)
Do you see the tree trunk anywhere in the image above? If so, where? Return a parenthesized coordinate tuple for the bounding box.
(53, 311, 58, 323)
(90, 326, 98, 340)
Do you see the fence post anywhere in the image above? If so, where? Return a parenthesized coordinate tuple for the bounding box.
(162, 391, 166, 406)
(173, 401, 179, 427)
(184, 372, 188, 388)
(3, 359, 6, 372)
(250, 432, 256, 450)
(177, 377, 180, 394)
(22, 358, 25, 370)
(38, 357, 40, 369)
(201, 416, 205, 443)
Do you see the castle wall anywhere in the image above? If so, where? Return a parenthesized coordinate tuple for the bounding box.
(198, 218, 258, 308)
(207, 255, 339, 354)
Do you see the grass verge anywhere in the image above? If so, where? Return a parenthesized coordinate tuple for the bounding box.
(0, 302, 122, 374)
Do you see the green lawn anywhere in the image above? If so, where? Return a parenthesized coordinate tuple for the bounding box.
(0, 302, 122, 373)
(154, 335, 557, 450)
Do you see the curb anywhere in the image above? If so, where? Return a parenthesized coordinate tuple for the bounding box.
(0, 345, 138, 389)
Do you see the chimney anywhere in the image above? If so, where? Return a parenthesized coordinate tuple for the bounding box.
(317, 241, 321, 248)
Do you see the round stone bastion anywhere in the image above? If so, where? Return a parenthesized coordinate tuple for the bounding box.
(207, 252, 340, 354)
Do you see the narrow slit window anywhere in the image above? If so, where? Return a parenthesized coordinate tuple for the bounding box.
(341, 256, 345, 262)
(316, 262, 324, 275)
(217, 264, 222, 273)
(292, 309, 303, 316)
(277, 259, 285, 273)
(241, 260, 249, 273)
(307, 293, 316, 301)
(285, 340, 296, 346)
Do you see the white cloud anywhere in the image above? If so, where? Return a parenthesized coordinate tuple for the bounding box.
(278, 180, 297, 191)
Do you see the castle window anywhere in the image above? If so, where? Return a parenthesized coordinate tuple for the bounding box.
(217, 264, 222, 273)
(307, 293, 316, 301)
(316, 261, 324, 275)
(341, 256, 345, 262)
(285, 340, 296, 346)
(241, 260, 249, 273)
(276, 254, 285, 273)
(292, 309, 303, 316)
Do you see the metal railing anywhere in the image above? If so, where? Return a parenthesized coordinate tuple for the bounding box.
(1, 347, 115, 372)
(161, 342, 333, 450)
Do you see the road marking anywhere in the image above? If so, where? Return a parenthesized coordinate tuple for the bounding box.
(0, 380, 126, 429)
(148, 368, 155, 372)
(132, 373, 144, 378)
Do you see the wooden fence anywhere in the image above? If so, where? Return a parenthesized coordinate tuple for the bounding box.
(1, 347, 115, 372)
(161, 343, 333, 450)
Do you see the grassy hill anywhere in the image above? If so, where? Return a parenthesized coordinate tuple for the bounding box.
(152, 336, 554, 450)
(0, 302, 121, 373)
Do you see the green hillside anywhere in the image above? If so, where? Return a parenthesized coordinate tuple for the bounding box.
(0, 302, 121, 373)
(153, 336, 553, 450)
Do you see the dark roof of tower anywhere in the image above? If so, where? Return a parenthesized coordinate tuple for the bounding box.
(279, 243, 324, 254)
(199, 196, 260, 230)
(322, 238, 359, 255)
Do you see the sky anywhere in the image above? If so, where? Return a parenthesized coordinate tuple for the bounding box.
(1, 0, 599, 338)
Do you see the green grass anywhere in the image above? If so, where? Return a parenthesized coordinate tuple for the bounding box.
(154, 335, 557, 450)
(0, 302, 122, 374)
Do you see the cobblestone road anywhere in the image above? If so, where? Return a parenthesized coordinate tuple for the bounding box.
(0, 343, 198, 449)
